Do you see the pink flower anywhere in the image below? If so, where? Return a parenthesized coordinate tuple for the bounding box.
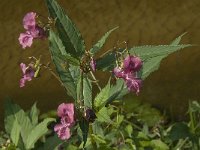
(18, 32, 33, 49)
(54, 103, 75, 140)
(124, 73, 142, 95)
(113, 67, 126, 78)
(54, 124, 71, 140)
(123, 56, 142, 73)
(19, 12, 46, 49)
(23, 12, 37, 30)
(90, 58, 96, 72)
(20, 63, 35, 87)
(113, 55, 143, 95)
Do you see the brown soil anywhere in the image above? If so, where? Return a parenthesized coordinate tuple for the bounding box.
(0, 0, 200, 128)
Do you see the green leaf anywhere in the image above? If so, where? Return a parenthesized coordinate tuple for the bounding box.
(170, 32, 187, 45)
(26, 118, 55, 149)
(29, 102, 39, 126)
(92, 121, 104, 137)
(96, 107, 112, 123)
(83, 76, 92, 108)
(46, 0, 85, 58)
(131, 44, 191, 60)
(10, 120, 21, 146)
(94, 80, 110, 109)
(40, 135, 63, 150)
(90, 27, 118, 54)
(96, 51, 116, 71)
(4, 99, 33, 146)
(150, 139, 169, 150)
(96, 34, 190, 73)
(169, 123, 191, 141)
(125, 124, 133, 138)
(106, 79, 128, 105)
(79, 119, 89, 148)
(49, 30, 78, 99)
(91, 134, 106, 144)
(48, 30, 80, 66)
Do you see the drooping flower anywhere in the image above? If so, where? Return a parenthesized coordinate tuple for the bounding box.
(19, 12, 46, 49)
(18, 32, 33, 49)
(123, 55, 142, 73)
(23, 12, 37, 30)
(124, 73, 142, 95)
(54, 103, 75, 140)
(113, 67, 126, 78)
(20, 63, 35, 87)
(57, 103, 74, 124)
(113, 55, 142, 95)
(54, 124, 71, 140)
(90, 57, 96, 72)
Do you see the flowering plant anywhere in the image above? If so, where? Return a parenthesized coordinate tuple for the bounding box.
(1, 0, 194, 149)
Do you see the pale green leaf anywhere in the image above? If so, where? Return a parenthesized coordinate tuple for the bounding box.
(29, 102, 39, 126)
(26, 118, 55, 149)
(4, 99, 33, 146)
(10, 120, 21, 146)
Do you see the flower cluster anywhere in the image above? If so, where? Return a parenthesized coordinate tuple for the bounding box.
(18, 12, 46, 49)
(20, 63, 35, 87)
(54, 103, 75, 140)
(113, 55, 142, 95)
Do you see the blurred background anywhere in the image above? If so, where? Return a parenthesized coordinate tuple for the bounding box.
(0, 0, 200, 129)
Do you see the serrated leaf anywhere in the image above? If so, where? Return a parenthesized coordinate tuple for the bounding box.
(91, 134, 106, 144)
(132, 45, 191, 79)
(170, 32, 187, 45)
(46, 0, 85, 58)
(29, 102, 39, 126)
(130, 44, 191, 60)
(96, 107, 112, 123)
(49, 30, 78, 99)
(26, 118, 55, 149)
(79, 119, 89, 148)
(90, 27, 118, 54)
(49, 30, 80, 66)
(96, 51, 116, 71)
(83, 76, 92, 108)
(10, 119, 21, 146)
(106, 79, 128, 105)
(92, 121, 104, 137)
(96, 34, 190, 73)
(94, 80, 110, 109)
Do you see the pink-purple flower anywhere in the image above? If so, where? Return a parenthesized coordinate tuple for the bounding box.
(19, 12, 46, 49)
(20, 63, 35, 87)
(54, 103, 75, 140)
(113, 55, 142, 95)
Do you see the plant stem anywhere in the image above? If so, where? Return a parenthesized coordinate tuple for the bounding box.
(89, 124, 97, 150)
(42, 64, 64, 86)
(89, 71, 101, 91)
